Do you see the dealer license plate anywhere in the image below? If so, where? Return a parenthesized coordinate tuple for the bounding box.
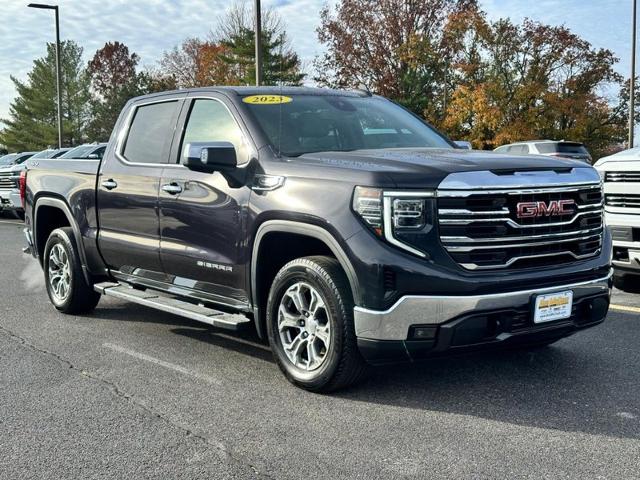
(533, 290, 573, 324)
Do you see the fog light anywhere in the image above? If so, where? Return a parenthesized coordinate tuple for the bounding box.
(410, 326, 437, 340)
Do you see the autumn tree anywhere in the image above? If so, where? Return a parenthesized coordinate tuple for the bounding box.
(317, 0, 633, 157)
(0, 41, 90, 150)
(315, 0, 472, 114)
(159, 38, 238, 88)
(87, 41, 146, 141)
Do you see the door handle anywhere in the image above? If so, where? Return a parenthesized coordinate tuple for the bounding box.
(101, 179, 118, 190)
(162, 183, 183, 195)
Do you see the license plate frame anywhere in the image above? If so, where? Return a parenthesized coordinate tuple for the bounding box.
(533, 290, 573, 324)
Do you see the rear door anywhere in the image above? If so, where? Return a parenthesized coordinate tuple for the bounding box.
(158, 93, 255, 308)
(97, 96, 185, 279)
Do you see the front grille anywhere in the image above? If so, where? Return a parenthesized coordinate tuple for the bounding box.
(605, 171, 640, 182)
(438, 184, 603, 270)
(605, 194, 640, 208)
(0, 174, 17, 189)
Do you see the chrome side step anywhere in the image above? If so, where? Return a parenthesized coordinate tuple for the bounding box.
(94, 282, 250, 331)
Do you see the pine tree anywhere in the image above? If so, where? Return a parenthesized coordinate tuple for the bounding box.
(0, 41, 90, 151)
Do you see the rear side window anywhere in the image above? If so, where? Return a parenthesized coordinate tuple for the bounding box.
(123, 101, 179, 164)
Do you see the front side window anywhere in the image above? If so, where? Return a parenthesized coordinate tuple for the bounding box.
(180, 99, 248, 163)
(122, 101, 179, 164)
(243, 95, 452, 157)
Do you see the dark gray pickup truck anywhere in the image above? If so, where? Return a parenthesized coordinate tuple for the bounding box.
(23, 87, 612, 391)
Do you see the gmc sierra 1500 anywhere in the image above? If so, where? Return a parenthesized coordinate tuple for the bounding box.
(23, 87, 612, 391)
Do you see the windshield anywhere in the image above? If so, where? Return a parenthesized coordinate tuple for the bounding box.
(0, 154, 19, 166)
(31, 149, 58, 159)
(243, 95, 452, 157)
(59, 145, 95, 159)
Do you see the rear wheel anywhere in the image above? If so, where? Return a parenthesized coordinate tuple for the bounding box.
(43, 227, 101, 314)
(266, 256, 366, 392)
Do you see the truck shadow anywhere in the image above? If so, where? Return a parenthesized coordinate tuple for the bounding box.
(92, 301, 640, 440)
(338, 321, 640, 440)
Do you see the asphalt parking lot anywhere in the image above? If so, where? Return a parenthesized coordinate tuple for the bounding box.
(0, 217, 639, 480)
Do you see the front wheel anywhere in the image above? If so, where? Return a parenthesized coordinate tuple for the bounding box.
(43, 227, 101, 314)
(266, 256, 366, 392)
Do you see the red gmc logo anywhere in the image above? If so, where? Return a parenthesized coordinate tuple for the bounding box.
(516, 199, 576, 218)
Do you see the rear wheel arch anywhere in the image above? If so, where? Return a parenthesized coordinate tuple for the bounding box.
(33, 197, 90, 284)
(251, 221, 360, 339)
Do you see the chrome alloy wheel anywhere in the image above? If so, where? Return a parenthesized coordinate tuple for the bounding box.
(278, 282, 331, 371)
(48, 243, 71, 302)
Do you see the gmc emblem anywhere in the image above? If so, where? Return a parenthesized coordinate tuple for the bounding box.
(516, 199, 576, 218)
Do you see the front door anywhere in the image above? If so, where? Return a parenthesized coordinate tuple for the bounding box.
(97, 97, 183, 279)
(159, 95, 254, 308)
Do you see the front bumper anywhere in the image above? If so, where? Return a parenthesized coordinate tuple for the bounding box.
(606, 212, 640, 273)
(355, 270, 613, 364)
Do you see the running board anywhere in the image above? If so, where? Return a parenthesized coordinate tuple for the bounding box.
(94, 282, 250, 331)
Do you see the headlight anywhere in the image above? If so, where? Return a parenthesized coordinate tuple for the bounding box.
(353, 187, 383, 237)
(392, 198, 426, 229)
(353, 187, 435, 257)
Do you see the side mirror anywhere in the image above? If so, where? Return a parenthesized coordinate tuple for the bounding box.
(87, 153, 99, 159)
(182, 142, 237, 173)
(454, 140, 472, 150)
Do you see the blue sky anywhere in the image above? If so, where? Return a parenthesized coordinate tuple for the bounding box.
(0, 0, 632, 122)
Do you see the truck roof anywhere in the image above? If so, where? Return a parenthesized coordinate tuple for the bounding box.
(135, 86, 371, 102)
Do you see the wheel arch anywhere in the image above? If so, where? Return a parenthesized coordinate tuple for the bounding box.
(251, 220, 360, 339)
(33, 196, 91, 284)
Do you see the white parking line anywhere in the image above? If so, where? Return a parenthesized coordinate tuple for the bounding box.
(610, 304, 640, 314)
(103, 343, 221, 385)
(0, 220, 23, 225)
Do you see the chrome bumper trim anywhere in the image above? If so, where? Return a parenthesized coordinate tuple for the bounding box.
(353, 270, 613, 341)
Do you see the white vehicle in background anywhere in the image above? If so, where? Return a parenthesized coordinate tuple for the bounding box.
(595, 148, 640, 293)
(495, 140, 592, 163)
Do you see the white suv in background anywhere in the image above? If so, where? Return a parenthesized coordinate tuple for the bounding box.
(495, 140, 592, 163)
(595, 148, 640, 293)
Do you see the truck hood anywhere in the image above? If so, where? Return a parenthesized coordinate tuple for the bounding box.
(0, 164, 24, 175)
(297, 148, 589, 188)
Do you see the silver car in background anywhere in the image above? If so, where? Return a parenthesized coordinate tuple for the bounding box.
(495, 140, 592, 163)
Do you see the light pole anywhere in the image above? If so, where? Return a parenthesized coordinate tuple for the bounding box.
(28, 3, 63, 149)
(631, 0, 637, 148)
(254, 0, 263, 86)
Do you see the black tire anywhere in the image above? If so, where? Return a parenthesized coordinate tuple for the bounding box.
(266, 256, 367, 392)
(613, 273, 640, 293)
(13, 210, 25, 221)
(43, 227, 101, 314)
